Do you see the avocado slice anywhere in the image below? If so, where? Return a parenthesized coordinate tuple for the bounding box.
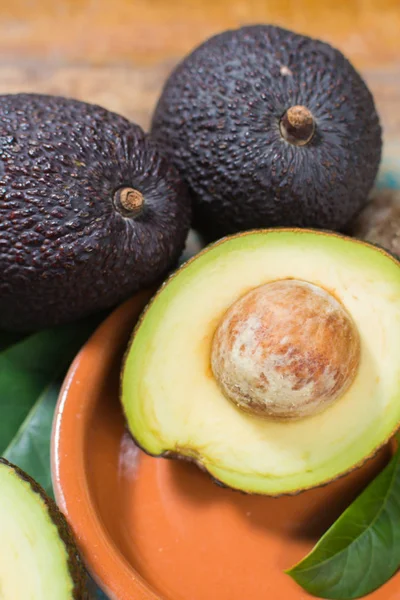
(0, 93, 191, 331)
(122, 230, 400, 495)
(151, 25, 381, 241)
(0, 458, 87, 599)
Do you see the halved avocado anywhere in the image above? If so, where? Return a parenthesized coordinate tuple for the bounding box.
(0, 458, 87, 599)
(121, 230, 400, 495)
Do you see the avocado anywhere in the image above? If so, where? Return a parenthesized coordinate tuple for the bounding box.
(0, 93, 191, 331)
(121, 229, 400, 496)
(0, 458, 87, 599)
(151, 25, 382, 241)
(352, 189, 400, 257)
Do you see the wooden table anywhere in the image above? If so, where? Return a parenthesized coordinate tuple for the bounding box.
(0, 0, 399, 169)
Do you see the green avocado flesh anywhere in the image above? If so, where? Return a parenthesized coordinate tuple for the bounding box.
(122, 230, 400, 495)
(0, 459, 82, 599)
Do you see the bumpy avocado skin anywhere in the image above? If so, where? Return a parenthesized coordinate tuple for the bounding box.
(0, 458, 88, 599)
(0, 94, 191, 331)
(151, 25, 382, 240)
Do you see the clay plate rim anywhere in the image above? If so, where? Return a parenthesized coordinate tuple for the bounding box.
(50, 228, 400, 599)
(51, 291, 159, 600)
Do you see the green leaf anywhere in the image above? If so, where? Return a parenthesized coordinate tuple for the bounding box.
(4, 380, 61, 496)
(0, 314, 104, 493)
(287, 441, 400, 599)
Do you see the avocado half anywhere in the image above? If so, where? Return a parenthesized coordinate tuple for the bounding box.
(151, 25, 382, 240)
(0, 458, 87, 599)
(121, 230, 400, 496)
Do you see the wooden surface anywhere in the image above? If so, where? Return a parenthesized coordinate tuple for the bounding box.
(0, 0, 399, 163)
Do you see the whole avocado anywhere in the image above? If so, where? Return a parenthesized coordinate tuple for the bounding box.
(0, 94, 191, 331)
(151, 25, 382, 240)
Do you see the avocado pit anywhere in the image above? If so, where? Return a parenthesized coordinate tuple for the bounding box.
(280, 105, 315, 146)
(211, 279, 360, 419)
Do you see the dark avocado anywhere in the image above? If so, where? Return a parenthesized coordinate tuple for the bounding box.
(151, 25, 382, 241)
(351, 189, 400, 258)
(0, 94, 191, 331)
(0, 458, 88, 599)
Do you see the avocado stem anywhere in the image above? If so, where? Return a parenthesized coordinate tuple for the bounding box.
(280, 105, 315, 146)
(113, 187, 144, 217)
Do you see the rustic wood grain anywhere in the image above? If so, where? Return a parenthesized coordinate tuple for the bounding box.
(1, 0, 400, 67)
(0, 0, 398, 163)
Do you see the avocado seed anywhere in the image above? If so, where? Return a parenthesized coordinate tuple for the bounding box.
(211, 280, 360, 419)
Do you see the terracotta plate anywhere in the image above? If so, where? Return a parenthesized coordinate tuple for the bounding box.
(52, 292, 397, 600)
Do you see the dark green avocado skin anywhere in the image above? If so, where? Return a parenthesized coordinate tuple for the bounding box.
(0, 94, 191, 331)
(151, 25, 382, 241)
